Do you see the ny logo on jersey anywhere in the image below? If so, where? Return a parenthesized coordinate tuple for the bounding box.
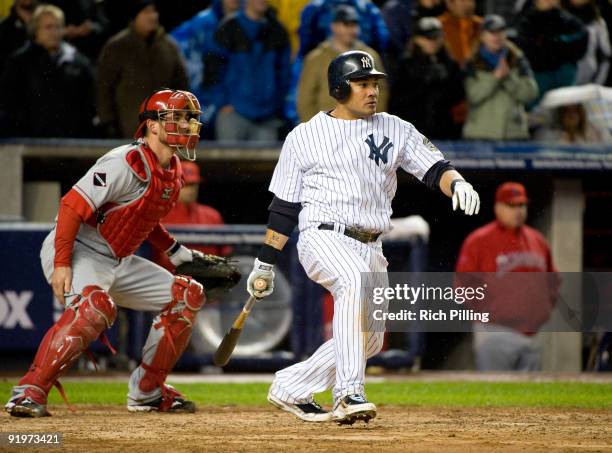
(161, 187, 173, 200)
(361, 56, 372, 68)
(365, 134, 393, 166)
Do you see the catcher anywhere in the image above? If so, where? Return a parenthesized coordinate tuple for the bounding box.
(5, 89, 240, 418)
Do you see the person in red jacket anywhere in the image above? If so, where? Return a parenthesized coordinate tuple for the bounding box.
(153, 161, 230, 271)
(456, 182, 558, 371)
(5, 89, 207, 417)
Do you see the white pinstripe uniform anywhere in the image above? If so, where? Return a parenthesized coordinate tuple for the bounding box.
(268, 111, 445, 404)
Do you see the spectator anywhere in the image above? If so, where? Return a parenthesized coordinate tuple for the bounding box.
(382, 0, 413, 56)
(153, 161, 231, 271)
(47, 0, 109, 61)
(298, 0, 389, 57)
(171, 0, 241, 137)
(0, 4, 95, 137)
(383, 0, 447, 86)
(297, 5, 389, 122)
(212, 0, 290, 141)
(0, 0, 37, 73)
(382, 0, 446, 56)
(438, 0, 482, 66)
(536, 103, 606, 142)
(413, 0, 447, 21)
(562, 0, 611, 84)
(456, 182, 558, 371)
(96, 0, 188, 138)
(515, 0, 588, 106)
(463, 15, 538, 140)
(269, 0, 310, 57)
(598, 0, 612, 85)
(390, 17, 464, 139)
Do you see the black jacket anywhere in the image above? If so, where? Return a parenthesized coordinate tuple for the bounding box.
(390, 46, 465, 140)
(515, 8, 588, 72)
(0, 41, 95, 138)
(0, 7, 29, 73)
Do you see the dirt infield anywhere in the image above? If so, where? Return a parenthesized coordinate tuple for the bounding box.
(2, 405, 611, 452)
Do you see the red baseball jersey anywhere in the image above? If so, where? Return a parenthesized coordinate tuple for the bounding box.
(456, 220, 555, 273)
(456, 220, 558, 333)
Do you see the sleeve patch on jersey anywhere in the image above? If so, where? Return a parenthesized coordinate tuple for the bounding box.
(423, 137, 440, 153)
(93, 172, 107, 187)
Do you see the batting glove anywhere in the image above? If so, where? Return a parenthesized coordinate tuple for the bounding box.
(247, 258, 275, 298)
(452, 180, 480, 216)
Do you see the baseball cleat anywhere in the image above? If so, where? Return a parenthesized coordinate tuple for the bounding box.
(332, 394, 377, 425)
(128, 385, 196, 413)
(7, 397, 51, 418)
(268, 392, 333, 422)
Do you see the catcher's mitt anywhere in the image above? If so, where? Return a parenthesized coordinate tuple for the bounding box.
(175, 253, 242, 300)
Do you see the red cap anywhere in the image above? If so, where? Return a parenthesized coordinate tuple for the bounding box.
(495, 182, 528, 205)
(181, 161, 202, 184)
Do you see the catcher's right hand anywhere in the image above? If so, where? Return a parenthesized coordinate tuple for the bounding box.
(247, 258, 274, 298)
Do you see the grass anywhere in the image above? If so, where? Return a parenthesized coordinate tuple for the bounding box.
(1, 381, 611, 409)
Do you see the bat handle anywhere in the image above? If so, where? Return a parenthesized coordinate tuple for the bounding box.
(231, 279, 268, 329)
(243, 295, 258, 314)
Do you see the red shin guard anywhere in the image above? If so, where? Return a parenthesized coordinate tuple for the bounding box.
(19, 286, 117, 403)
(139, 276, 205, 393)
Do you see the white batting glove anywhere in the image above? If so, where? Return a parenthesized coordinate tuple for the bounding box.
(452, 180, 480, 216)
(247, 258, 275, 298)
(168, 244, 194, 266)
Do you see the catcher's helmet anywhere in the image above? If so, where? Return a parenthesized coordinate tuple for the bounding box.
(328, 50, 387, 101)
(134, 89, 202, 161)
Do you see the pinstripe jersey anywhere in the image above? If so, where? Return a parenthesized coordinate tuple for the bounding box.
(269, 111, 445, 233)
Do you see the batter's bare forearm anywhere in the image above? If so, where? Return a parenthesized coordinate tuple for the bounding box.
(440, 169, 465, 198)
(264, 228, 289, 251)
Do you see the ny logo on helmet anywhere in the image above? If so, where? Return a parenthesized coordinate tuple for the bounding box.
(365, 134, 393, 166)
(361, 57, 372, 68)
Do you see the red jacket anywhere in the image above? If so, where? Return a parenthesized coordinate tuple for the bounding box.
(456, 220, 558, 333)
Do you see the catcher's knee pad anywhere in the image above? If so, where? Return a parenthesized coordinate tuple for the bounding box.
(138, 276, 204, 393)
(19, 286, 116, 399)
(172, 275, 205, 314)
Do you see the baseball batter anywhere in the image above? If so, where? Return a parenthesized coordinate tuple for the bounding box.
(247, 51, 480, 424)
(6, 89, 208, 417)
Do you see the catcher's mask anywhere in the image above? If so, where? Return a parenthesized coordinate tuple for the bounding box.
(134, 89, 202, 161)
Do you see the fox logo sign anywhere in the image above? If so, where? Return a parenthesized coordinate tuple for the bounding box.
(0, 291, 34, 329)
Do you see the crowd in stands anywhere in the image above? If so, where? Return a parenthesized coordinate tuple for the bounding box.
(0, 0, 610, 143)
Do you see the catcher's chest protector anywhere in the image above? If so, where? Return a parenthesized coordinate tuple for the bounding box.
(98, 145, 182, 257)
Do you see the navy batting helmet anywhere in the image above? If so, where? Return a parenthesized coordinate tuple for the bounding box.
(328, 50, 387, 101)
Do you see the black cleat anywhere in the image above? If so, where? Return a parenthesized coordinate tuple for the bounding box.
(332, 394, 377, 425)
(268, 392, 332, 422)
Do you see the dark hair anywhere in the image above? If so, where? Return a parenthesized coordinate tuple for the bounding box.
(558, 104, 587, 138)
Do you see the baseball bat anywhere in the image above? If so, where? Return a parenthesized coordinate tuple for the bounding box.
(213, 278, 267, 367)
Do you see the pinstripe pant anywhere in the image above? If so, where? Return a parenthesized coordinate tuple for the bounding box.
(271, 227, 388, 403)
